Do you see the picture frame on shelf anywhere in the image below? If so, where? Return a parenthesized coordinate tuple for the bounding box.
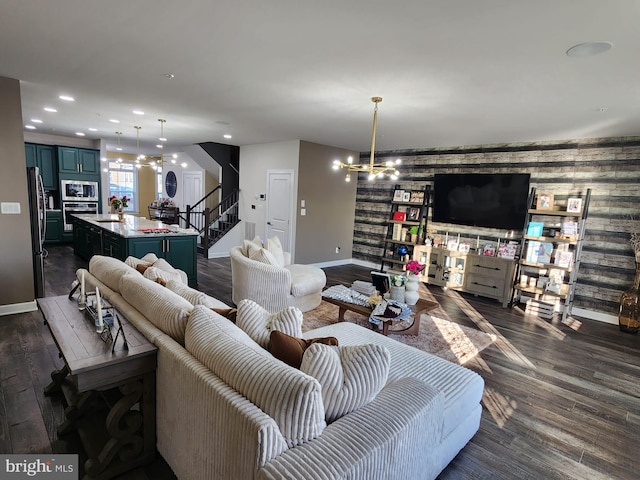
(407, 207, 420, 221)
(409, 191, 424, 204)
(567, 197, 582, 213)
(536, 193, 554, 210)
(402, 191, 411, 202)
(393, 189, 404, 202)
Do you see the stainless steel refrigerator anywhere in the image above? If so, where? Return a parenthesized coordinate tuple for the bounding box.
(27, 166, 46, 298)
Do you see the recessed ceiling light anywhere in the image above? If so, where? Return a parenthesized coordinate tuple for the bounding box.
(116, 147, 122, 151)
(163, 73, 175, 79)
(75, 132, 85, 136)
(59, 95, 75, 101)
(171, 159, 176, 164)
(181, 162, 187, 168)
(566, 41, 612, 57)
(88, 127, 98, 132)
(223, 134, 232, 139)
(156, 144, 163, 149)
(158, 137, 167, 142)
(44, 107, 57, 113)
(109, 119, 120, 123)
(133, 109, 145, 115)
(101, 157, 107, 162)
(25, 124, 36, 130)
(31, 118, 43, 123)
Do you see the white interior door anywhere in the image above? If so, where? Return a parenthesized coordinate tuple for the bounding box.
(266, 170, 293, 252)
(182, 171, 203, 228)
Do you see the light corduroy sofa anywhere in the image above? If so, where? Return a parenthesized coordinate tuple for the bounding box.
(78, 254, 484, 480)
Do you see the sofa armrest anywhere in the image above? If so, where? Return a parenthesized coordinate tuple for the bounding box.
(258, 377, 445, 480)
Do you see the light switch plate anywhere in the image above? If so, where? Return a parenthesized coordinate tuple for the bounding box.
(1, 202, 20, 214)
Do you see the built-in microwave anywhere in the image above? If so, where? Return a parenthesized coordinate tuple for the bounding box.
(61, 179, 99, 201)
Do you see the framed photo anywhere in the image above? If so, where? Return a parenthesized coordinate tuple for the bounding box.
(407, 207, 420, 221)
(402, 191, 411, 202)
(393, 190, 404, 202)
(536, 193, 554, 210)
(567, 197, 582, 213)
(409, 191, 424, 204)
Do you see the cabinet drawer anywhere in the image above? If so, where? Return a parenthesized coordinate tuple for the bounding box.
(465, 274, 505, 297)
(466, 257, 511, 275)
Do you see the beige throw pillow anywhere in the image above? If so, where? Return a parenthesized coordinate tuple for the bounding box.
(249, 247, 280, 266)
(264, 236, 285, 267)
(300, 343, 391, 423)
(236, 299, 303, 349)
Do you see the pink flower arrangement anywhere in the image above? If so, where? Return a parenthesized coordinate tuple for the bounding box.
(405, 260, 425, 275)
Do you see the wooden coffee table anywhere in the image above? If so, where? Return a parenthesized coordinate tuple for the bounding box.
(322, 296, 439, 336)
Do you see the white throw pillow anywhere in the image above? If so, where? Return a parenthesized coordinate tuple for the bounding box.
(143, 266, 183, 284)
(152, 258, 188, 284)
(236, 299, 303, 349)
(300, 343, 391, 423)
(249, 247, 280, 266)
(264, 236, 285, 267)
(165, 279, 229, 309)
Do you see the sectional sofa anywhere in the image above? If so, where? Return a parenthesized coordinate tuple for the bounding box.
(78, 254, 484, 480)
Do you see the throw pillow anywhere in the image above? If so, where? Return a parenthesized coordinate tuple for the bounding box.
(300, 343, 390, 423)
(269, 330, 338, 369)
(264, 236, 285, 267)
(143, 266, 183, 284)
(125, 255, 155, 271)
(236, 299, 303, 349)
(249, 247, 280, 266)
(211, 307, 238, 322)
(243, 239, 263, 258)
(152, 258, 188, 285)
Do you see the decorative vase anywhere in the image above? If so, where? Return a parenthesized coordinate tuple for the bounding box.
(117, 208, 125, 221)
(389, 286, 405, 303)
(619, 265, 640, 334)
(404, 273, 420, 306)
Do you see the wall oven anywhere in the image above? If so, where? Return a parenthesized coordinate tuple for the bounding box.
(61, 179, 99, 201)
(62, 201, 98, 231)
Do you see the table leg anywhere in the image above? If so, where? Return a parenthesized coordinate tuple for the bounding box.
(337, 307, 346, 322)
(44, 364, 69, 396)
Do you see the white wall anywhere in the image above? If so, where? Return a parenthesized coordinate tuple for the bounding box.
(239, 140, 300, 245)
(161, 150, 206, 211)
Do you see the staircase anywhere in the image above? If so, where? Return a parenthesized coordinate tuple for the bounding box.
(181, 186, 240, 256)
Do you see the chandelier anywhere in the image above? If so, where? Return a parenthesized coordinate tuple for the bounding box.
(332, 96, 401, 182)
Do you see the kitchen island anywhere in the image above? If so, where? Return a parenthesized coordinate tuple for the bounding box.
(72, 214, 198, 286)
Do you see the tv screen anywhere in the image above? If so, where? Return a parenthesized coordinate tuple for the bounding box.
(432, 173, 530, 230)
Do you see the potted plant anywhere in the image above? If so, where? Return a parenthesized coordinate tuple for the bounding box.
(409, 226, 420, 244)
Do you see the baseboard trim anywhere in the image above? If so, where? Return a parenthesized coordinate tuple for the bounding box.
(311, 259, 355, 268)
(0, 301, 38, 317)
(570, 307, 618, 325)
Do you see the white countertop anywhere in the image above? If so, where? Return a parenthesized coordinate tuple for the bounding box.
(72, 214, 199, 238)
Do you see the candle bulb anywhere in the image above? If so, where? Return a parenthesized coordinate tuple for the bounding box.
(476, 235, 480, 249)
(81, 271, 85, 299)
(445, 232, 448, 245)
(457, 233, 460, 244)
(96, 286, 104, 332)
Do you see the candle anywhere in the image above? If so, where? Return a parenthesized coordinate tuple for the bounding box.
(96, 286, 104, 331)
(457, 233, 460, 244)
(81, 271, 85, 299)
(445, 232, 448, 245)
(476, 236, 480, 249)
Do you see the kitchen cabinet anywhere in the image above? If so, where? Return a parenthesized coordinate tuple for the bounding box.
(25, 143, 58, 190)
(380, 185, 430, 273)
(58, 147, 100, 176)
(44, 210, 63, 244)
(514, 189, 591, 320)
(73, 218, 103, 260)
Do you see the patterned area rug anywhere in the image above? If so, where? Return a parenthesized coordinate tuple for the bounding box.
(303, 301, 496, 365)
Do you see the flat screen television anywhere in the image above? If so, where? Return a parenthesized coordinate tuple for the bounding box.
(432, 173, 530, 230)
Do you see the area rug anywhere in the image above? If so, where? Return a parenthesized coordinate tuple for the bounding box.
(302, 301, 496, 365)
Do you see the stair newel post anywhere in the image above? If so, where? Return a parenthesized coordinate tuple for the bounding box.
(203, 207, 211, 257)
(186, 204, 192, 230)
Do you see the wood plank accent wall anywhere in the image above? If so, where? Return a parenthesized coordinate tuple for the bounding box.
(351, 136, 640, 317)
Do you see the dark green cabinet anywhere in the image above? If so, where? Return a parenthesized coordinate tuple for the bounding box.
(58, 147, 100, 176)
(102, 231, 127, 260)
(25, 143, 58, 190)
(45, 211, 63, 243)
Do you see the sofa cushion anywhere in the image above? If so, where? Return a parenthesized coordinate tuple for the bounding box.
(269, 330, 338, 369)
(89, 255, 140, 293)
(264, 236, 285, 267)
(143, 266, 184, 284)
(286, 264, 327, 297)
(300, 343, 390, 423)
(152, 258, 188, 284)
(165, 279, 229, 309)
(120, 273, 193, 345)
(185, 305, 326, 447)
(236, 299, 303, 349)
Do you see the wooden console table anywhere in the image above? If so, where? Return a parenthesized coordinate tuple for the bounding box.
(38, 295, 157, 480)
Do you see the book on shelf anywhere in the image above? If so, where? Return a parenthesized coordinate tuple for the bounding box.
(546, 269, 565, 293)
(392, 223, 403, 241)
(561, 221, 578, 235)
(497, 243, 517, 259)
(554, 250, 573, 268)
(527, 222, 544, 236)
(526, 241, 553, 263)
(393, 190, 404, 202)
(392, 211, 406, 221)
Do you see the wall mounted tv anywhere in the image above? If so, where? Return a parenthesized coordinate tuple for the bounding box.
(432, 173, 530, 230)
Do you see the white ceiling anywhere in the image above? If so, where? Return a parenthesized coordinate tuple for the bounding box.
(1, 0, 638, 156)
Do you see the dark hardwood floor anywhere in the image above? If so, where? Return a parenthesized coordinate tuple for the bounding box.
(1, 244, 638, 479)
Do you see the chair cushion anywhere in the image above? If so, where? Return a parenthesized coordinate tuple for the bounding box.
(120, 273, 193, 345)
(286, 264, 327, 297)
(165, 279, 229, 309)
(269, 331, 338, 369)
(265, 236, 285, 267)
(89, 255, 140, 293)
(185, 305, 326, 448)
(236, 299, 303, 349)
(300, 343, 390, 423)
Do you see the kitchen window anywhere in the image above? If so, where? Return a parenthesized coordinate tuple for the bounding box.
(108, 161, 137, 212)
